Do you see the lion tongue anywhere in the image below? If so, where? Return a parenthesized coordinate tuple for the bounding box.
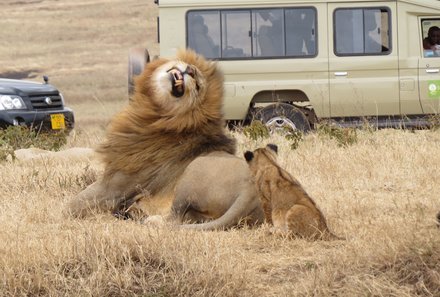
(169, 69, 185, 98)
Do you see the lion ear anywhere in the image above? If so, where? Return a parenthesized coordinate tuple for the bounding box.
(266, 144, 278, 154)
(244, 151, 254, 162)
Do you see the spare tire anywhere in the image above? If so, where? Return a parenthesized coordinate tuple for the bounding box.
(128, 48, 150, 97)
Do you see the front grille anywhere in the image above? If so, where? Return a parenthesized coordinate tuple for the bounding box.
(29, 93, 63, 110)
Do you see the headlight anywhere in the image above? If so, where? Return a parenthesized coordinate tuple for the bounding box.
(0, 95, 27, 110)
(59, 92, 65, 105)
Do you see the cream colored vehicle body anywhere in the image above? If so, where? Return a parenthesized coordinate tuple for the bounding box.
(131, 0, 440, 129)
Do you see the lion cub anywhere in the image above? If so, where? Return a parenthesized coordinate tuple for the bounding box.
(244, 144, 341, 240)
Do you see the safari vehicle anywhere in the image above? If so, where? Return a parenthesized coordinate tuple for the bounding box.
(129, 0, 440, 131)
(0, 77, 74, 131)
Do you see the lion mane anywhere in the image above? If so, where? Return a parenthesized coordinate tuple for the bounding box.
(67, 49, 236, 217)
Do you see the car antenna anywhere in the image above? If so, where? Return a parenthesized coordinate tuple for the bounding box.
(43, 75, 49, 84)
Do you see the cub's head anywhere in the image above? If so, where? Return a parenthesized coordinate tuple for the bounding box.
(244, 144, 278, 171)
(132, 49, 225, 131)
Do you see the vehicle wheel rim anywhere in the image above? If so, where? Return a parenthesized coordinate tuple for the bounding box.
(265, 116, 297, 133)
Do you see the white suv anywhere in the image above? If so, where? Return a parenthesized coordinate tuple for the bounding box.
(129, 0, 440, 131)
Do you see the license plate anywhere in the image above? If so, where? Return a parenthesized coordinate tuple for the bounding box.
(50, 114, 66, 130)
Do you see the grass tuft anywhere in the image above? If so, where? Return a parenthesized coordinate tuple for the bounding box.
(316, 123, 358, 147)
(283, 127, 304, 150)
(242, 120, 270, 141)
(0, 126, 68, 161)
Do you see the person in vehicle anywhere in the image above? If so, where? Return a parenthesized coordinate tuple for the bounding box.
(188, 15, 218, 58)
(258, 11, 283, 56)
(423, 26, 440, 50)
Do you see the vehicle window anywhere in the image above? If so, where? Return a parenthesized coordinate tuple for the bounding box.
(253, 9, 285, 57)
(334, 8, 391, 56)
(187, 11, 221, 59)
(187, 8, 316, 59)
(221, 10, 251, 58)
(421, 19, 440, 57)
(285, 8, 316, 56)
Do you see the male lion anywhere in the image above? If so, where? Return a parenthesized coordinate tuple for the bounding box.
(167, 151, 264, 230)
(67, 49, 252, 224)
(244, 144, 342, 240)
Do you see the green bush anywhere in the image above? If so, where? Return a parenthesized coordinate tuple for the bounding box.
(316, 123, 358, 147)
(243, 120, 269, 141)
(0, 126, 68, 161)
(243, 120, 305, 150)
(284, 127, 304, 150)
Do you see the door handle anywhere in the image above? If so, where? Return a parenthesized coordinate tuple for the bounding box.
(426, 68, 440, 74)
(334, 71, 348, 76)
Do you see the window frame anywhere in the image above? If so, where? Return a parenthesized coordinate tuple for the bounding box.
(333, 6, 392, 57)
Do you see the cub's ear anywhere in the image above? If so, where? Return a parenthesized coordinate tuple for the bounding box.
(244, 151, 254, 162)
(266, 143, 278, 154)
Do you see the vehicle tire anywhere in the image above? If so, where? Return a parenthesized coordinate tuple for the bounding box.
(128, 47, 150, 97)
(254, 103, 311, 133)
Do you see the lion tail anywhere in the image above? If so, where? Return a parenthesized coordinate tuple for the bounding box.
(179, 189, 262, 231)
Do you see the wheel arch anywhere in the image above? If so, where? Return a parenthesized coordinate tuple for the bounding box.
(251, 89, 310, 104)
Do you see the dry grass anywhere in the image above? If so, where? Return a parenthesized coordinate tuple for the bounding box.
(1, 1, 440, 296)
(1, 130, 440, 297)
(0, 0, 158, 136)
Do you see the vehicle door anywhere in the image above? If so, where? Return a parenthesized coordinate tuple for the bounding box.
(327, 2, 399, 118)
(419, 18, 440, 114)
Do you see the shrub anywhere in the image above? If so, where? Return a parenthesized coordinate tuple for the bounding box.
(316, 123, 358, 147)
(243, 120, 305, 150)
(0, 126, 68, 161)
(283, 127, 304, 150)
(243, 120, 269, 141)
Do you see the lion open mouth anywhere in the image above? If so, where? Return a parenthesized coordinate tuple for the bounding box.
(168, 66, 198, 98)
(168, 68, 185, 98)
